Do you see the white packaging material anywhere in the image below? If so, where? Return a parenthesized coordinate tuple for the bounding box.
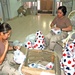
(51, 29, 61, 34)
(14, 49, 26, 64)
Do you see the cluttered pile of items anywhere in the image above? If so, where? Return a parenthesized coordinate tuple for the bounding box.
(12, 30, 60, 75)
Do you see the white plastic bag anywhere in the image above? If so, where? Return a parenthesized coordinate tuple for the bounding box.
(14, 49, 26, 64)
(25, 34, 36, 44)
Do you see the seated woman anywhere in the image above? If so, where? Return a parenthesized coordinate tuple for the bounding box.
(45, 6, 72, 51)
(0, 22, 20, 75)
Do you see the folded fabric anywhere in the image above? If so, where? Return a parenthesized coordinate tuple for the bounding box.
(28, 62, 54, 70)
(60, 39, 75, 75)
(24, 30, 45, 50)
(46, 62, 54, 70)
(51, 28, 61, 34)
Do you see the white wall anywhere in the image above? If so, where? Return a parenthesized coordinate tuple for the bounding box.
(8, 0, 22, 19)
(72, 0, 75, 10)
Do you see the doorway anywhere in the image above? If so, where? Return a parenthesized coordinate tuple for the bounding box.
(40, 0, 53, 13)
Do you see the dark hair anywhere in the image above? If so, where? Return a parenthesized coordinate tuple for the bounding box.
(0, 22, 11, 33)
(58, 6, 67, 16)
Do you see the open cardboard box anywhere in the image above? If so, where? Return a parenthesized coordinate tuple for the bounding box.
(21, 49, 61, 75)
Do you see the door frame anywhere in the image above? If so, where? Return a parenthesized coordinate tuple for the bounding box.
(0, 0, 9, 22)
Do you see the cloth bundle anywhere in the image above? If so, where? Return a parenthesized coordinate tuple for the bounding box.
(51, 28, 61, 34)
(24, 30, 45, 50)
(28, 62, 54, 70)
(14, 49, 26, 64)
(60, 39, 75, 75)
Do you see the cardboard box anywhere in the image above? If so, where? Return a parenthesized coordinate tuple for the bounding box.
(21, 49, 61, 75)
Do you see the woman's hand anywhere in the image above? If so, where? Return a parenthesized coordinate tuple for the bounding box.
(13, 46, 21, 50)
(53, 27, 60, 30)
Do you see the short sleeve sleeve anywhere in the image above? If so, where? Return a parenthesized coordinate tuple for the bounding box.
(65, 18, 72, 27)
(0, 42, 5, 56)
(52, 17, 57, 25)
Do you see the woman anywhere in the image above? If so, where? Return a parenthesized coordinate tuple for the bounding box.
(45, 6, 72, 50)
(0, 22, 20, 75)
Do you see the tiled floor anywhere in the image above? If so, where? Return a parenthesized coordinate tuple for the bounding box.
(8, 14, 54, 42)
(7, 13, 64, 75)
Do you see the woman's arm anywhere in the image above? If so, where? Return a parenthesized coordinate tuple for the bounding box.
(62, 17, 72, 32)
(0, 40, 8, 64)
(61, 25, 72, 32)
(50, 17, 57, 28)
(54, 25, 72, 32)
